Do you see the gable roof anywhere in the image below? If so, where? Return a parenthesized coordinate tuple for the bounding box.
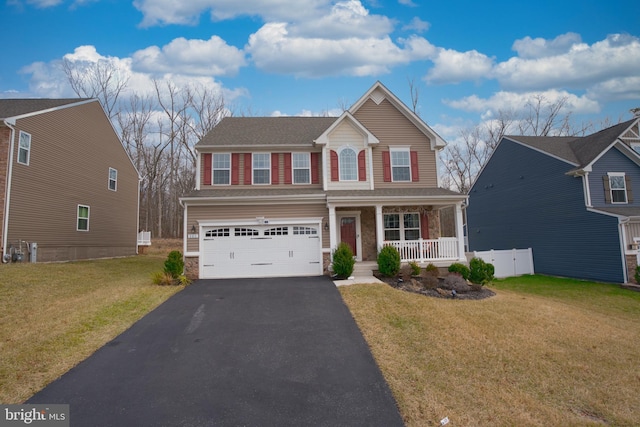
(0, 98, 94, 121)
(314, 111, 379, 146)
(196, 116, 337, 148)
(506, 118, 640, 171)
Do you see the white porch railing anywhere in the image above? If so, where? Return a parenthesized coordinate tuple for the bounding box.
(138, 231, 151, 246)
(383, 238, 459, 262)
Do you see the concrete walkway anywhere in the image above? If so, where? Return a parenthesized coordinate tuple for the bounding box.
(28, 276, 404, 427)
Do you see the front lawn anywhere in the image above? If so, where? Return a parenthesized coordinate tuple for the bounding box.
(339, 275, 640, 426)
(0, 244, 182, 403)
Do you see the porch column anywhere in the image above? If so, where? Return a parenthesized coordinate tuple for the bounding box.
(375, 205, 384, 253)
(328, 204, 337, 258)
(455, 202, 467, 262)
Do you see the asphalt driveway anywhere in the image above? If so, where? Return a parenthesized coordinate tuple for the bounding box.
(28, 276, 404, 427)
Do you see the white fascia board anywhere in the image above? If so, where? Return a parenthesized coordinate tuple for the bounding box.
(180, 194, 327, 206)
(326, 194, 468, 207)
(198, 217, 324, 227)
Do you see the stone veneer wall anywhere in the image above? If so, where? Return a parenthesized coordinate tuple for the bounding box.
(625, 255, 637, 283)
(185, 256, 199, 280)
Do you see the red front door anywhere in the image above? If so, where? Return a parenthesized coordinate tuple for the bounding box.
(340, 217, 357, 256)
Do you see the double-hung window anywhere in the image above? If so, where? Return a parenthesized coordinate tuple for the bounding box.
(108, 167, 117, 191)
(292, 153, 310, 184)
(390, 149, 411, 182)
(77, 205, 90, 231)
(18, 131, 31, 165)
(384, 213, 420, 240)
(213, 153, 231, 185)
(253, 153, 271, 185)
(339, 147, 357, 181)
(608, 173, 627, 203)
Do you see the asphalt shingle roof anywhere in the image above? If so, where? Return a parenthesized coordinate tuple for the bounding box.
(0, 98, 92, 119)
(196, 116, 338, 147)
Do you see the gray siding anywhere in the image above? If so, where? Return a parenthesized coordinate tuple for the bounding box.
(467, 139, 625, 283)
(5, 101, 139, 262)
(589, 147, 640, 208)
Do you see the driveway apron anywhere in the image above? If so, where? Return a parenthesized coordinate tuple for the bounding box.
(29, 276, 404, 427)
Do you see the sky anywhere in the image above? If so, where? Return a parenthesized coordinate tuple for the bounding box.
(1, 0, 639, 144)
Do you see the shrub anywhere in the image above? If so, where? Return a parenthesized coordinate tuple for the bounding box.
(378, 245, 401, 277)
(425, 263, 440, 277)
(441, 273, 471, 293)
(422, 275, 439, 290)
(635, 265, 640, 284)
(400, 264, 413, 281)
(469, 257, 495, 285)
(152, 271, 176, 286)
(332, 242, 355, 279)
(448, 263, 470, 280)
(409, 260, 421, 276)
(164, 250, 184, 279)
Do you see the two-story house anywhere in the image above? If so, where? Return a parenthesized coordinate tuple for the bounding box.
(1, 99, 140, 263)
(467, 117, 640, 283)
(180, 82, 468, 279)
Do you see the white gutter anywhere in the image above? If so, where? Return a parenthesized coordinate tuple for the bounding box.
(2, 119, 16, 262)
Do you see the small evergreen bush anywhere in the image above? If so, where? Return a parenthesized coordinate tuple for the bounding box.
(425, 263, 439, 277)
(332, 242, 355, 278)
(164, 250, 184, 278)
(409, 260, 421, 276)
(469, 257, 495, 285)
(448, 263, 470, 280)
(378, 245, 401, 277)
(635, 265, 640, 284)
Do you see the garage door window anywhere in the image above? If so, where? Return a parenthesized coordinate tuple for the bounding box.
(206, 228, 230, 237)
(265, 227, 288, 236)
(235, 228, 259, 236)
(293, 226, 318, 235)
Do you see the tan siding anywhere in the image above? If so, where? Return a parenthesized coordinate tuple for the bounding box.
(199, 149, 324, 190)
(5, 101, 139, 261)
(0, 126, 10, 248)
(354, 99, 438, 188)
(186, 203, 329, 252)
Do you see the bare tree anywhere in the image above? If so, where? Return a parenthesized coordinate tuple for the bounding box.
(407, 76, 420, 115)
(62, 58, 129, 119)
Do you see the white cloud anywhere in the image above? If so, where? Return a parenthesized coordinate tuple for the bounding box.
(402, 17, 430, 33)
(132, 36, 246, 76)
(587, 76, 640, 102)
(494, 33, 640, 92)
(246, 23, 432, 77)
(512, 32, 582, 59)
(444, 90, 601, 116)
(425, 48, 494, 84)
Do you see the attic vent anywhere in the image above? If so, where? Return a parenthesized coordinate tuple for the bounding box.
(370, 89, 385, 105)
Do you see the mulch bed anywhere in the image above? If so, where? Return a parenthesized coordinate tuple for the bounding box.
(374, 273, 496, 300)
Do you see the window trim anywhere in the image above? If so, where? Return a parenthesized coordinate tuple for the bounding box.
(390, 147, 411, 182)
(18, 131, 31, 165)
(292, 152, 311, 184)
(608, 172, 628, 204)
(77, 204, 90, 232)
(108, 167, 118, 191)
(212, 153, 231, 185)
(252, 153, 271, 185)
(338, 147, 358, 181)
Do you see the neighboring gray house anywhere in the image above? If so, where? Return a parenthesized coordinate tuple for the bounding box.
(180, 82, 468, 279)
(467, 118, 640, 283)
(1, 99, 140, 263)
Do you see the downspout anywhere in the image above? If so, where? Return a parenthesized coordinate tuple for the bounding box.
(2, 119, 16, 262)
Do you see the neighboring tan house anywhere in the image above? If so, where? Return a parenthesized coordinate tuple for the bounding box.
(180, 82, 468, 279)
(0, 98, 140, 263)
(467, 117, 640, 283)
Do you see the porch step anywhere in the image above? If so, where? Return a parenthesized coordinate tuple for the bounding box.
(352, 261, 378, 277)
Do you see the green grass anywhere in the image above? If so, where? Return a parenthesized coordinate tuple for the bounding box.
(0, 246, 183, 403)
(339, 275, 640, 426)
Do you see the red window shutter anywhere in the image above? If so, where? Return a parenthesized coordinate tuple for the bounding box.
(231, 153, 240, 185)
(284, 153, 292, 184)
(271, 153, 279, 185)
(411, 151, 419, 182)
(382, 151, 391, 182)
(420, 212, 430, 239)
(358, 150, 366, 181)
(330, 150, 339, 181)
(244, 153, 252, 185)
(311, 152, 319, 184)
(203, 153, 212, 185)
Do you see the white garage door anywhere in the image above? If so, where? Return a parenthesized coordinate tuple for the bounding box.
(201, 224, 322, 279)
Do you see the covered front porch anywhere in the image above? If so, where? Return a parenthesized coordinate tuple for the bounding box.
(326, 190, 467, 266)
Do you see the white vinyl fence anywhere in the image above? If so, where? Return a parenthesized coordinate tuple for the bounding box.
(472, 248, 534, 278)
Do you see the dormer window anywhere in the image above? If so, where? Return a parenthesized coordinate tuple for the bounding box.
(339, 147, 357, 181)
